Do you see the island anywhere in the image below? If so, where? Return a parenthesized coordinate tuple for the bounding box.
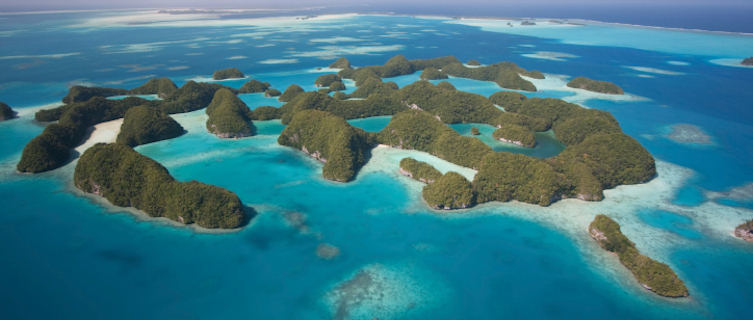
(735, 219, 753, 242)
(0, 102, 16, 121)
(399, 157, 442, 184)
(329, 57, 351, 69)
(239, 79, 271, 93)
(470, 127, 480, 135)
(116, 105, 184, 147)
(62, 86, 128, 103)
(328, 80, 346, 92)
(315, 74, 342, 88)
(493, 124, 536, 147)
(742, 57, 753, 66)
(466, 59, 481, 66)
(589, 214, 689, 298)
(212, 67, 245, 80)
(422, 172, 475, 209)
(128, 77, 178, 98)
(420, 67, 448, 80)
(277, 109, 374, 182)
(265, 88, 282, 97)
(566, 77, 624, 95)
(206, 88, 255, 138)
(279, 84, 305, 102)
(75, 143, 249, 229)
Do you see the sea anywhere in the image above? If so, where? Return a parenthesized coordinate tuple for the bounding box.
(0, 7, 752, 320)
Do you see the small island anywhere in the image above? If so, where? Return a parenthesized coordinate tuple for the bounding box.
(420, 67, 448, 80)
(265, 88, 282, 97)
(315, 74, 342, 88)
(470, 127, 480, 135)
(116, 105, 184, 147)
(1, 102, 16, 121)
(212, 67, 245, 80)
(399, 157, 442, 184)
(279, 84, 305, 102)
(278, 109, 375, 182)
(75, 143, 249, 229)
(206, 88, 256, 138)
(466, 59, 481, 66)
(589, 214, 689, 298)
(493, 124, 536, 147)
(129, 77, 178, 98)
(566, 77, 624, 95)
(735, 219, 753, 242)
(422, 171, 475, 209)
(239, 79, 271, 93)
(742, 57, 753, 66)
(329, 57, 351, 69)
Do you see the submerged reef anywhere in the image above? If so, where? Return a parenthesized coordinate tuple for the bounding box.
(75, 143, 249, 229)
(589, 215, 689, 298)
(212, 67, 245, 80)
(666, 124, 712, 145)
(566, 76, 624, 94)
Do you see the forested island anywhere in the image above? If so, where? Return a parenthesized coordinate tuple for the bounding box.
(206, 88, 256, 138)
(735, 219, 753, 242)
(566, 77, 624, 95)
(213, 67, 245, 80)
(117, 105, 184, 147)
(742, 57, 753, 66)
(589, 215, 689, 298)
(399, 158, 441, 184)
(1, 102, 16, 121)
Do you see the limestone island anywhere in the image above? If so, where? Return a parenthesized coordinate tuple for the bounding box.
(566, 77, 624, 95)
(329, 57, 351, 69)
(493, 124, 536, 147)
(265, 88, 281, 97)
(75, 143, 249, 229)
(1, 102, 17, 121)
(735, 219, 753, 242)
(470, 127, 480, 135)
(742, 57, 753, 66)
(589, 214, 689, 298)
(399, 157, 442, 184)
(239, 79, 270, 93)
(117, 105, 184, 147)
(212, 67, 245, 80)
(206, 88, 256, 138)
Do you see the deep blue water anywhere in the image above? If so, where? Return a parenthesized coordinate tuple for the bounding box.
(1, 11, 752, 319)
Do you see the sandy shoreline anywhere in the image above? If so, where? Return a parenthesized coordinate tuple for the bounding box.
(75, 118, 123, 154)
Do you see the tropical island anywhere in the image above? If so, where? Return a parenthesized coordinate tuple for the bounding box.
(116, 105, 184, 147)
(735, 219, 753, 241)
(212, 67, 245, 80)
(399, 157, 442, 184)
(1, 102, 16, 121)
(206, 88, 256, 138)
(589, 214, 689, 298)
(742, 57, 753, 66)
(239, 79, 271, 93)
(566, 77, 624, 95)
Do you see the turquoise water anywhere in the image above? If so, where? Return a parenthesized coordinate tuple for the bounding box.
(1, 11, 752, 319)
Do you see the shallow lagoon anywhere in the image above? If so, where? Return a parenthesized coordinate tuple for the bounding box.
(0, 11, 752, 319)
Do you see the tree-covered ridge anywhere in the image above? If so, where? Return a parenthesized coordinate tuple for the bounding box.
(493, 124, 537, 147)
(566, 77, 624, 95)
(589, 214, 689, 298)
(742, 57, 753, 66)
(0, 102, 16, 121)
(420, 67, 448, 80)
(212, 67, 245, 80)
(18, 97, 148, 173)
(160, 81, 237, 114)
(400, 81, 502, 124)
(128, 77, 178, 98)
(75, 143, 249, 229)
(489, 91, 527, 112)
(279, 84, 305, 102)
(265, 88, 281, 97)
(473, 152, 566, 206)
(315, 74, 341, 87)
(279, 88, 404, 124)
(239, 80, 271, 93)
(466, 59, 481, 66)
(423, 172, 475, 209)
(399, 158, 442, 184)
(206, 88, 256, 138)
(278, 109, 375, 182)
(329, 57, 351, 69)
(116, 105, 184, 147)
(62, 86, 128, 103)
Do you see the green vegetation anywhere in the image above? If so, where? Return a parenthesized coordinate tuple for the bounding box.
(212, 67, 244, 80)
(75, 143, 248, 229)
(489, 91, 527, 112)
(400, 81, 503, 124)
(116, 105, 184, 147)
(743, 57, 753, 66)
(473, 152, 566, 206)
(265, 88, 281, 97)
(589, 214, 689, 297)
(329, 80, 346, 92)
(250, 106, 281, 120)
(567, 77, 624, 95)
(437, 81, 455, 90)
(239, 80, 270, 93)
(315, 74, 342, 87)
(62, 86, 128, 103)
(466, 59, 481, 66)
(399, 158, 442, 183)
(493, 124, 536, 147)
(377, 110, 493, 169)
(160, 81, 236, 114)
(18, 97, 148, 173)
(493, 112, 550, 132)
(206, 88, 255, 138)
(422, 172, 475, 209)
(129, 78, 178, 98)
(280, 89, 404, 124)
(0, 102, 16, 121)
(470, 127, 480, 135)
(420, 67, 448, 80)
(278, 109, 375, 182)
(442, 62, 542, 91)
(329, 57, 352, 69)
(279, 84, 305, 102)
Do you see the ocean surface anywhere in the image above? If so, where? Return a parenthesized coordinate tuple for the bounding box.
(0, 10, 752, 319)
